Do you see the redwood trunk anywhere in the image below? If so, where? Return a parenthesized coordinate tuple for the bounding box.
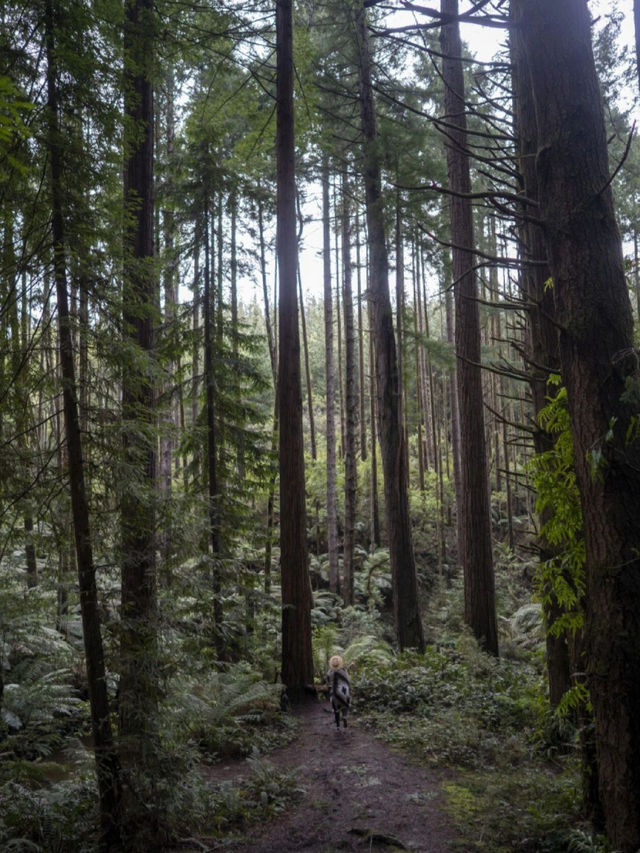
(440, 0, 497, 655)
(323, 161, 339, 594)
(356, 4, 424, 651)
(202, 200, 224, 655)
(342, 171, 357, 606)
(276, 0, 314, 699)
(120, 2, 159, 828)
(520, 2, 640, 847)
(510, 0, 570, 708)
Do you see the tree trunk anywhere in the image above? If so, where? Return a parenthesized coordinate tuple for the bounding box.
(44, 3, 122, 846)
(160, 71, 177, 570)
(259, 192, 278, 595)
(335, 230, 345, 457)
(202, 199, 224, 656)
(413, 244, 426, 490)
(356, 207, 367, 462)
(259, 191, 277, 379)
(634, 0, 640, 94)
(520, 1, 640, 847)
(355, 4, 424, 651)
(342, 170, 357, 606)
(120, 0, 159, 839)
(7, 224, 38, 589)
(323, 161, 340, 595)
(440, 0, 498, 655)
(445, 264, 461, 539)
(276, 0, 314, 700)
(298, 267, 316, 459)
(510, 1, 570, 708)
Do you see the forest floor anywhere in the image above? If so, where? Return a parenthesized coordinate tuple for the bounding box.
(198, 699, 458, 852)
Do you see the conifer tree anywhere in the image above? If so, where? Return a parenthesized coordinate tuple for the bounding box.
(440, 0, 498, 655)
(355, 2, 425, 652)
(120, 0, 160, 840)
(277, 0, 314, 699)
(520, 1, 640, 847)
(44, 0, 122, 845)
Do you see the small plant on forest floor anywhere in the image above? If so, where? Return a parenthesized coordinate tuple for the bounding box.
(161, 663, 295, 761)
(566, 828, 618, 853)
(205, 756, 304, 838)
(0, 776, 99, 852)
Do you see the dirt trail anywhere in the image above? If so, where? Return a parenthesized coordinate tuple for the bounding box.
(205, 701, 457, 852)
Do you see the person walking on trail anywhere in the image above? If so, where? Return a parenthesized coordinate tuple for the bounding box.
(326, 654, 350, 728)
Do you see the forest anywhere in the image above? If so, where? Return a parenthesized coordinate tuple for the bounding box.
(2, 0, 640, 850)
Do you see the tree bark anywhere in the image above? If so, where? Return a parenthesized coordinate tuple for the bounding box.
(510, 0, 570, 709)
(355, 3, 424, 651)
(520, 1, 640, 847)
(356, 207, 367, 462)
(159, 71, 177, 571)
(298, 267, 317, 459)
(323, 161, 340, 595)
(6, 223, 38, 589)
(440, 0, 498, 655)
(276, 0, 314, 700)
(342, 170, 357, 606)
(202, 198, 224, 657)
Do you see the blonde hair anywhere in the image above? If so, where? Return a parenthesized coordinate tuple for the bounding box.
(329, 654, 344, 670)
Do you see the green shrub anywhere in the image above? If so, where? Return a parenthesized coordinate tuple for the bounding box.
(0, 777, 99, 852)
(161, 664, 293, 760)
(207, 756, 304, 837)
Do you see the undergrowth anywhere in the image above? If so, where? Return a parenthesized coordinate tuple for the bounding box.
(349, 567, 589, 853)
(204, 756, 304, 840)
(0, 552, 602, 852)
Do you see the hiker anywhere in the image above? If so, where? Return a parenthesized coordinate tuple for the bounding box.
(326, 654, 350, 728)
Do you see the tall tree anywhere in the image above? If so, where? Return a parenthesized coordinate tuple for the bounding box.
(510, 0, 569, 708)
(202, 195, 224, 656)
(44, 0, 122, 846)
(355, 3, 424, 651)
(440, 0, 498, 655)
(520, 1, 640, 848)
(323, 160, 339, 594)
(634, 0, 640, 93)
(120, 0, 159, 837)
(276, 0, 314, 699)
(342, 169, 357, 606)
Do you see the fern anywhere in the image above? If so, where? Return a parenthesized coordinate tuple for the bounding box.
(567, 828, 615, 853)
(343, 635, 394, 670)
(311, 623, 339, 678)
(527, 380, 585, 638)
(2, 668, 81, 732)
(162, 664, 285, 759)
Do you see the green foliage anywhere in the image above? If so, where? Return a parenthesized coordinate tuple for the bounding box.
(0, 777, 99, 853)
(161, 664, 291, 761)
(2, 667, 81, 733)
(527, 379, 585, 637)
(443, 763, 581, 853)
(357, 642, 536, 753)
(355, 630, 582, 852)
(311, 622, 339, 678)
(356, 548, 392, 609)
(567, 829, 616, 853)
(0, 556, 88, 757)
(206, 756, 304, 838)
(342, 634, 394, 670)
(0, 74, 32, 178)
